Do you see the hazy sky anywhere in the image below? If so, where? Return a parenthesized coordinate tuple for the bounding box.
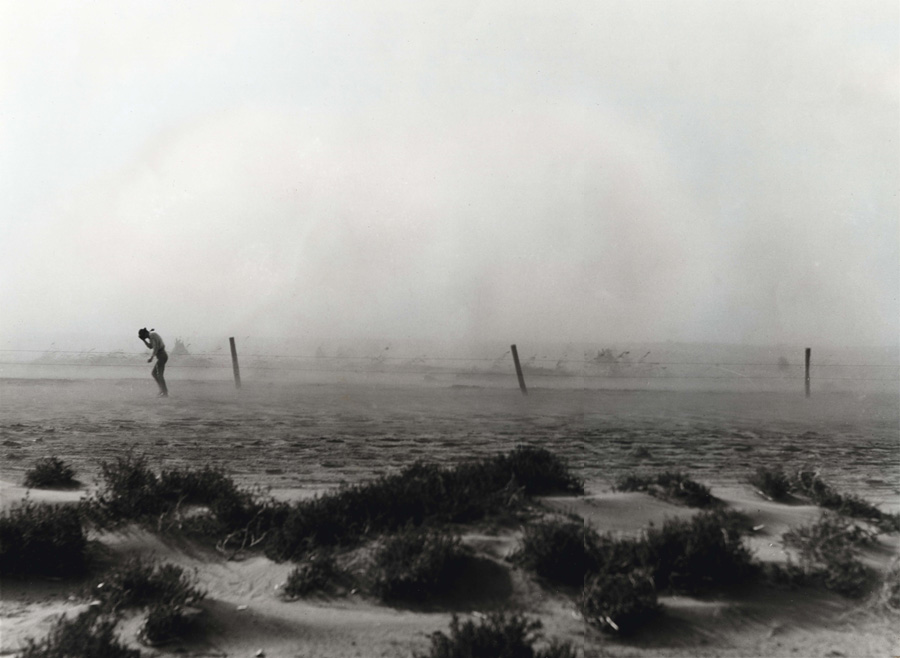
(2, 0, 897, 349)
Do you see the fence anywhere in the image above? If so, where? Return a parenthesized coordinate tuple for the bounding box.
(0, 343, 897, 394)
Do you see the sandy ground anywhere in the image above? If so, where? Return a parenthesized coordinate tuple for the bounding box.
(1, 378, 898, 657)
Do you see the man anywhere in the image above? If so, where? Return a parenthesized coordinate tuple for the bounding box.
(138, 328, 169, 397)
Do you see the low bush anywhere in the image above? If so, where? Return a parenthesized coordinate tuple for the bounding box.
(18, 609, 141, 658)
(83, 455, 281, 553)
(782, 513, 874, 598)
(267, 446, 582, 561)
(96, 558, 205, 613)
(790, 471, 900, 533)
(512, 518, 596, 587)
(139, 602, 193, 647)
(24, 457, 78, 489)
(581, 569, 659, 635)
(371, 527, 469, 602)
(644, 509, 755, 592)
(748, 466, 792, 501)
(876, 560, 900, 612)
(614, 471, 717, 508)
(0, 500, 87, 577)
(418, 613, 577, 658)
(283, 551, 342, 598)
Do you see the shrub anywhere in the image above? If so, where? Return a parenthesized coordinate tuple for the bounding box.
(139, 602, 193, 647)
(371, 527, 469, 602)
(782, 513, 874, 598)
(581, 569, 659, 635)
(643, 509, 755, 592)
(789, 471, 900, 533)
(24, 457, 78, 489)
(84, 454, 277, 541)
(283, 551, 342, 598)
(419, 613, 577, 658)
(266, 447, 582, 561)
(512, 518, 595, 587)
(748, 466, 792, 501)
(614, 471, 717, 508)
(96, 558, 204, 612)
(876, 560, 900, 612)
(18, 609, 141, 658)
(0, 500, 87, 577)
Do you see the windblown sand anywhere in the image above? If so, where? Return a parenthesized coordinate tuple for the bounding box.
(1, 379, 898, 657)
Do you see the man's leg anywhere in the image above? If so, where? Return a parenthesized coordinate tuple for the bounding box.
(157, 353, 168, 396)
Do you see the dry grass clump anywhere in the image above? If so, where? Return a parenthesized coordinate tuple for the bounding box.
(93, 557, 205, 646)
(511, 518, 592, 588)
(512, 510, 754, 635)
(371, 526, 469, 602)
(614, 471, 718, 508)
(266, 446, 582, 561)
(18, 609, 141, 658)
(418, 613, 578, 658)
(23, 457, 78, 489)
(750, 467, 900, 533)
(782, 513, 876, 598)
(282, 551, 344, 598)
(0, 500, 87, 577)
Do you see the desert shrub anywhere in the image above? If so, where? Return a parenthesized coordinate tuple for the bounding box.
(24, 457, 78, 489)
(581, 569, 659, 635)
(644, 509, 755, 592)
(371, 526, 469, 602)
(84, 454, 278, 540)
(782, 513, 875, 598)
(876, 560, 900, 612)
(0, 500, 87, 577)
(748, 466, 792, 501)
(419, 613, 577, 658)
(266, 447, 581, 561)
(18, 609, 141, 658)
(789, 471, 900, 533)
(283, 551, 342, 598)
(97, 558, 204, 612)
(614, 471, 717, 508)
(512, 518, 596, 587)
(138, 602, 193, 647)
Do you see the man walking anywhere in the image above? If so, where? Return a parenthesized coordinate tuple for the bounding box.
(138, 327, 169, 397)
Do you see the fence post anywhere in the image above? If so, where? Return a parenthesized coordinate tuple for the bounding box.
(229, 337, 242, 389)
(804, 347, 811, 398)
(511, 344, 528, 395)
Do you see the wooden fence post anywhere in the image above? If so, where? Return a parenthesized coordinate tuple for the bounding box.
(230, 337, 242, 389)
(511, 344, 528, 395)
(805, 347, 811, 398)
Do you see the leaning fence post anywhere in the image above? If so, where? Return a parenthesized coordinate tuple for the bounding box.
(511, 344, 527, 395)
(229, 337, 242, 389)
(804, 347, 811, 398)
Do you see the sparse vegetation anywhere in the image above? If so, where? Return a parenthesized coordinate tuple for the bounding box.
(0, 500, 87, 577)
(139, 602, 193, 646)
(749, 467, 900, 533)
(512, 518, 592, 588)
(96, 558, 204, 613)
(418, 613, 578, 658)
(283, 550, 343, 598)
(372, 526, 469, 602)
(782, 513, 875, 598)
(18, 609, 141, 658)
(748, 466, 792, 501)
(24, 457, 78, 489)
(614, 471, 718, 508)
(266, 446, 582, 561)
(582, 569, 659, 635)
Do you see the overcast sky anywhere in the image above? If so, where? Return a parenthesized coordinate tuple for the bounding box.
(1, 0, 897, 350)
